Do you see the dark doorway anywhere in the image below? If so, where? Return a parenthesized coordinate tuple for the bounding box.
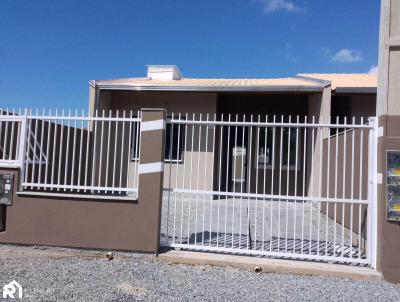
(214, 92, 309, 195)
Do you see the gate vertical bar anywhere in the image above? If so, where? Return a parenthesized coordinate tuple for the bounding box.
(367, 117, 378, 268)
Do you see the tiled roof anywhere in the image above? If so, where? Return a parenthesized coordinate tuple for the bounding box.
(93, 77, 324, 92)
(93, 73, 377, 93)
(298, 73, 377, 90)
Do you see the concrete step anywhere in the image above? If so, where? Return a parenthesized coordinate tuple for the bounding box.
(158, 250, 382, 282)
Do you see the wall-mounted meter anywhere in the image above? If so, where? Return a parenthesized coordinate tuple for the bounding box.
(232, 147, 246, 193)
(387, 151, 400, 221)
(257, 147, 271, 168)
(0, 173, 14, 206)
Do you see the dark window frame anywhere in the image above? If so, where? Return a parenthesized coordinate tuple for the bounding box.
(130, 119, 186, 162)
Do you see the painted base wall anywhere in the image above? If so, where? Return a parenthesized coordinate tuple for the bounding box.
(0, 169, 159, 252)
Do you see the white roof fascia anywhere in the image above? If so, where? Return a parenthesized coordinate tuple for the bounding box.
(93, 83, 324, 93)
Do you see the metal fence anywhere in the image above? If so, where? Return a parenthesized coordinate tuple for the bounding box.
(0, 111, 25, 167)
(161, 113, 377, 266)
(0, 109, 141, 198)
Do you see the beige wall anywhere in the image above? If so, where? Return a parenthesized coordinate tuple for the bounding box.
(106, 90, 217, 114)
(96, 91, 218, 191)
(320, 128, 370, 246)
(390, 0, 400, 37)
(306, 87, 331, 197)
(387, 49, 400, 115)
(92, 90, 338, 195)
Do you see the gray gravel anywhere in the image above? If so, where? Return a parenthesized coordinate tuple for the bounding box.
(0, 245, 399, 302)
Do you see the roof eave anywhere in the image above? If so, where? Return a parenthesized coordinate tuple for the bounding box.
(294, 75, 332, 87)
(334, 87, 377, 94)
(94, 84, 324, 93)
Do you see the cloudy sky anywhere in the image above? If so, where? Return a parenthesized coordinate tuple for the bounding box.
(0, 0, 380, 108)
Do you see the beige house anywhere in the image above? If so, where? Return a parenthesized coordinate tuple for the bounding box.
(88, 66, 377, 195)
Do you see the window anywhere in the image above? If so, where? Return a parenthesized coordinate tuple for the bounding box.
(165, 123, 185, 162)
(256, 127, 301, 170)
(256, 127, 273, 167)
(130, 121, 185, 162)
(281, 128, 299, 167)
(130, 122, 140, 161)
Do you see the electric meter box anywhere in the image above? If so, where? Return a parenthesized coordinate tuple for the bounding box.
(0, 173, 14, 206)
(386, 151, 400, 221)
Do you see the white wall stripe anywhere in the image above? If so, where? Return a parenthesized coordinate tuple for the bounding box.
(139, 162, 164, 174)
(140, 119, 165, 132)
(377, 126, 384, 137)
(376, 173, 383, 184)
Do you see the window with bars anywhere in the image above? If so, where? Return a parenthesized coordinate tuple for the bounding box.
(165, 123, 185, 162)
(256, 127, 301, 169)
(130, 121, 185, 162)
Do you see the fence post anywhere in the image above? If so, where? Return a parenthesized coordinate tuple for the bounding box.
(367, 117, 378, 269)
(17, 109, 28, 192)
(138, 108, 166, 254)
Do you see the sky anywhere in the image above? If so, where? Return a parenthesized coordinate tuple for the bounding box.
(0, 0, 381, 109)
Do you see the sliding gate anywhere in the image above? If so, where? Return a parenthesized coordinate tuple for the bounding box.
(161, 114, 377, 266)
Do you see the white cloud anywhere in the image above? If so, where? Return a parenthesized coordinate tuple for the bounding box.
(321, 47, 363, 63)
(257, 0, 305, 14)
(368, 65, 378, 75)
(331, 49, 363, 63)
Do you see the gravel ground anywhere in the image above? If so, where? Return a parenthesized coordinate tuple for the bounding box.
(0, 245, 399, 302)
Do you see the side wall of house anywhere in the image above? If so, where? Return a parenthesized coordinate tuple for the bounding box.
(320, 128, 370, 245)
(306, 87, 331, 197)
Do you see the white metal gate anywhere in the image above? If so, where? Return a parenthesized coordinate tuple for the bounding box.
(161, 114, 377, 267)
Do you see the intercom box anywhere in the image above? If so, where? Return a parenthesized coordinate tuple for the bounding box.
(0, 173, 14, 206)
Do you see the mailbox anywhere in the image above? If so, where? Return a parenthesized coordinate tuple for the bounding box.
(387, 151, 400, 221)
(0, 173, 14, 206)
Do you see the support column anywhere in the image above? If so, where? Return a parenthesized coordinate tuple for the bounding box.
(138, 109, 166, 254)
(376, 0, 400, 283)
(307, 86, 331, 197)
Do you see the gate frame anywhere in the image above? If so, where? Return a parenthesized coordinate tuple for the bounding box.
(162, 114, 379, 267)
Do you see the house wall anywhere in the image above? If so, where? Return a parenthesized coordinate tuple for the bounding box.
(350, 94, 376, 119)
(217, 92, 311, 195)
(320, 128, 370, 245)
(306, 87, 331, 197)
(97, 90, 218, 191)
(331, 94, 376, 123)
(312, 92, 373, 247)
